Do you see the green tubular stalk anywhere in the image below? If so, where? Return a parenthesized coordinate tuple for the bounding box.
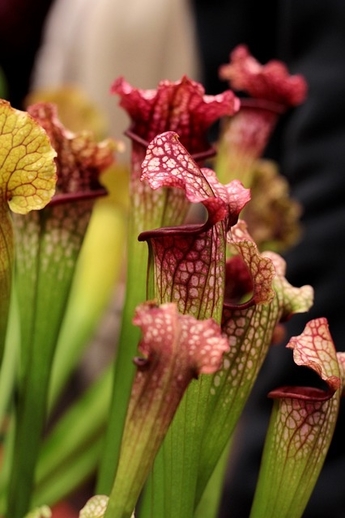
(47, 202, 126, 412)
(0, 417, 15, 515)
(0, 206, 14, 366)
(139, 376, 214, 518)
(6, 202, 94, 518)
(0, 287, 19, 427)
(96, 226, 147, 494)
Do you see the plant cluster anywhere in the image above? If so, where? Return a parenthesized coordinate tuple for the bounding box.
(0, 45, 343, 518)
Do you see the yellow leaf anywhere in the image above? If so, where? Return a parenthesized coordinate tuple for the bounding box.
(0, 99, 57, 214)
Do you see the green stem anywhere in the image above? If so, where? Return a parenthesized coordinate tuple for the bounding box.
(0, 287, 19, 426)
(47, 203, 125, 411)
(7, 323, 63, 518)
(0, 206, 14, 366)
(0, 416, 15, 515)
(96, 227, 147, 494)
(7, 203, 93, 518)
(139, 377, 213, 518)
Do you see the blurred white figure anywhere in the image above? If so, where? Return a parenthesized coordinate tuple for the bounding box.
(32, 0, 200, 152)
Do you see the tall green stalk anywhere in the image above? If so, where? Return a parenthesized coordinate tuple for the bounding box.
(96, 222, 147, 493)
(7, 201, 95, 518)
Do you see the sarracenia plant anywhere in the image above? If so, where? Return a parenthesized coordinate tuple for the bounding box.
(0, 45, 343, 518)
